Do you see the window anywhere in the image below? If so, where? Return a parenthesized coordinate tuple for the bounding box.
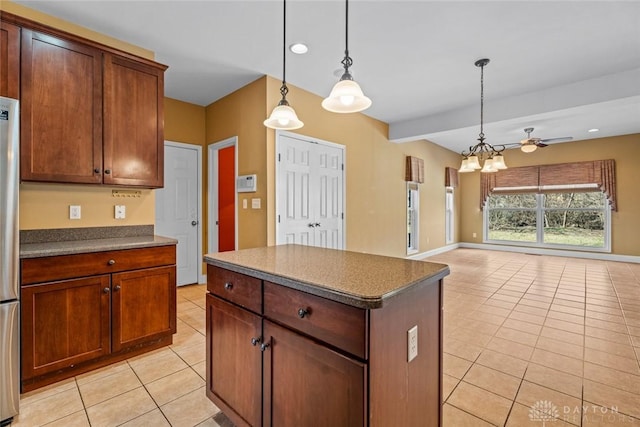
(407, 183, 419, 254)
(445, 187, 454, 244)
(485, 192, 610, 251)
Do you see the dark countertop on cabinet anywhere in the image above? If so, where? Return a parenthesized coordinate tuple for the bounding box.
(204, 244, 449, 309)
(20, 235, 177, 258)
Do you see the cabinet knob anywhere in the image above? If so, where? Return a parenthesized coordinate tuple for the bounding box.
(104, 169, 111, 174)
(298, 308, 310, 319)
(251, 337, 262, 346)
(224, 282, 233, 290)
(114, 285, 121, 291)
(108, 259, 116, 265)
(260, 342, 270, 352)
(103, 287, 110, 294)
(94, 168, 101, 174)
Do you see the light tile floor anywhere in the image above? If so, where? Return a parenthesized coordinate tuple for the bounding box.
(429, 248, 640, 426)
(11, 248, 640, 426)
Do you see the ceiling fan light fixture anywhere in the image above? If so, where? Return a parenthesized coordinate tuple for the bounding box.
(322, 0, 371, 114)
(264, 0, 303, 130)
(520, 142, 538, 153)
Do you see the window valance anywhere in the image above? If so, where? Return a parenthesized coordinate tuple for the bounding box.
(480, 159, 616, 211)
(405, 156, 424, 183)
(445, 167, 459, 188)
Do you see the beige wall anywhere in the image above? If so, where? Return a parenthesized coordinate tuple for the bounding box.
(458, 133, 640, 256)
(7, 1, 159, 230)
(204, 76, 461, 258)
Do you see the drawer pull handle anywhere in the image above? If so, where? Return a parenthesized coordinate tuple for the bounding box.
(103, 287, 110, 294)
(298, 308, 310, 319)
(251, 337, 262, 346)
(260, 342, 270, 352)
(224, 282, 233, 290)
(108, 259, 116, 265)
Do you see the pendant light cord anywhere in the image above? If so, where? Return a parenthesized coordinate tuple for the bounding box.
(341, 0, 353, 78)
(479, 62, 484, 140)
(279, 0, 289, 100)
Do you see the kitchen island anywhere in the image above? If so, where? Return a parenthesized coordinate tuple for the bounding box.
(204, 244, 449, 427)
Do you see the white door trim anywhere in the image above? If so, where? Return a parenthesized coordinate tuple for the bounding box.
(161, 140, 204, 284)
(275, 130, 346, 249)
(208, 137, 238, 255)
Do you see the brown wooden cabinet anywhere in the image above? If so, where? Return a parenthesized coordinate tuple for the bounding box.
(0, 20, 20, 98)
(7, 13, 167, 187)
(206, 257, 444, 427)
(21, 245, 177, 392)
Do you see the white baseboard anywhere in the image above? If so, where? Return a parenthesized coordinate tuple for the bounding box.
(406, 244, 460, 260)
(457, 242, 640, 264)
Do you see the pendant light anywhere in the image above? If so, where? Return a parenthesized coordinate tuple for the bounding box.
(321, 0, 371, 113)
(459, 58, 508, 173)
(264, 0, 303, 130)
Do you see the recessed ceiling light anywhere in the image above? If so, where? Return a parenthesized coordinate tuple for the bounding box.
(289, 43, 308, 54)
(588, 128, 599, 133)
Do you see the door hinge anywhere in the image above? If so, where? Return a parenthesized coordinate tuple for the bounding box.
(341, 163, 344, 171)
(278, 214, 280, 223)
(278, 153, 281, 162)
(341, 213, 344, 219)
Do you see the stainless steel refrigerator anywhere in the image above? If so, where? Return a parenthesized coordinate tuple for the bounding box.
(0, 96, 19, 426)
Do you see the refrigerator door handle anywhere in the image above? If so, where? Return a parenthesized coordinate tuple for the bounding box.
(0, 302, 20, 422)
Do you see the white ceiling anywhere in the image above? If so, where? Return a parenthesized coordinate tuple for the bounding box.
(13, 0, 640, 154)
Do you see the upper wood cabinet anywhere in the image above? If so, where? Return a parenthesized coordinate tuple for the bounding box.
(15, 17, 166, 188)
(103, 54, 164, 187)
(0, 20, 20, 99)
(20, 29, 103, 184)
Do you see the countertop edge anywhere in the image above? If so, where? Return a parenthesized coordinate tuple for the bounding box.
(204, 256, 450, 310)
(20, 235, 178, 258)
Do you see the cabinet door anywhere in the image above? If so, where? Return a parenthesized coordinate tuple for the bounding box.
(206, 295, 262, 427)
(20, 29, 103, 183)
(263, 320, 366, 427)
(21, 275, 111, 380)
(111, 266, 176, 352)
(0, 20, 20, 99)
(103, 53, 164, 188)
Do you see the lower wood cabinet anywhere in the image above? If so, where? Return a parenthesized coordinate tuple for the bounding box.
(21, 245, 176, 391)
(206, 263, 443, 427)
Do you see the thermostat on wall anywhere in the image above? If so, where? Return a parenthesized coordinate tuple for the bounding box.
(237, 174, 257, 193)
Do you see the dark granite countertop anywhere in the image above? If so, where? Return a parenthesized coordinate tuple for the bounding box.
(204, 244, 449, 309)
(19, 225, 177, 258)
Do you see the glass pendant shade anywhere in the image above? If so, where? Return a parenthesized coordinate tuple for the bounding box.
(467, 155, 481, 170)
(459, 158, 474, 173)
(521, 143, 538, 153)
(322, 79, 372, 113)
(481, 158, 498, 173)
(263, 102, 303, 130)
(492, 153, 508, 169)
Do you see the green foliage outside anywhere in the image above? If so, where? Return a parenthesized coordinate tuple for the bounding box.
(487, 192, 606, 247)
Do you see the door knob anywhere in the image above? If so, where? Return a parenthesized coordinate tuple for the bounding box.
(314, 222, 321, 227)
(308, 223, 315, 228)
(191, 220, 198, 226)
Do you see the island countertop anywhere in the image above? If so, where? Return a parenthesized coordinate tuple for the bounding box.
(204, 244, 449, 309)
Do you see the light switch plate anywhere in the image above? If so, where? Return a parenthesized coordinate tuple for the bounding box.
(251, 198, 261, 209)
(408, 325, 418, 362)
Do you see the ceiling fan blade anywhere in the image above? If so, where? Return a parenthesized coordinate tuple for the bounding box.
(539, 136, 573, 143)
(535, 142, 549, 148)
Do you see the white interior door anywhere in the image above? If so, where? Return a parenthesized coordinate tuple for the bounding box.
(156, 142, 201, 286)
(277, 133, 344, 249)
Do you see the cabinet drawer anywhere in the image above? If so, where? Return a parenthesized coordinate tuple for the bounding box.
(264, 282, 367, 359)
(207, 265, 262, 314)
(21, 245, 176, 285)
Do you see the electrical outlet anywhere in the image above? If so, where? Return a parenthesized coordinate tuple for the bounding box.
(408, 325, 418, 362)
(472, 232, 477, 238)
(115, 205, 126, 219)
(69, 205, 81, 220)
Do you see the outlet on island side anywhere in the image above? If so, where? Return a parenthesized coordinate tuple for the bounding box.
(408, 325, 418, 362)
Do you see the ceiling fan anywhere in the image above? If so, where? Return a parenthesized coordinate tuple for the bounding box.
(504, 127, 573, 153)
